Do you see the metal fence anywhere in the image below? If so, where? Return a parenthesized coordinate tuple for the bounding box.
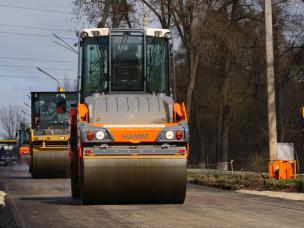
(188, 160, 235, 174)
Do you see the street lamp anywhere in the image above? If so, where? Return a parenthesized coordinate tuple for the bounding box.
(36, 67, 60, 89)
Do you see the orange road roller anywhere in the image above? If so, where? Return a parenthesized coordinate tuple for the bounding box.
(70, 28, 189, 203)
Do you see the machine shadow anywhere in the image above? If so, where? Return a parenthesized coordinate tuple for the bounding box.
(5, 176, 32, 179)
(20, 196, 81, 206)
(20, 196, 184, 206)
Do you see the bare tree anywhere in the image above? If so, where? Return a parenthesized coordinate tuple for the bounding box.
(73, 0, 136, 28)
(0, 105, 27, 139)
(171, 1, 203, 118)
(142, 0, 172, 29)
(142, 0, 204, 118)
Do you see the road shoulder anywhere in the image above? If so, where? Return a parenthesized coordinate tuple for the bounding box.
(236, 189, 304, 201)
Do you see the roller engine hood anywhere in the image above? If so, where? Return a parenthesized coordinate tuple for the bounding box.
(85, 93, 174, 125)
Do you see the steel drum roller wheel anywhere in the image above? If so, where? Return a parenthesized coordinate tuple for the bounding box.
(31, 150, 70, 178)
(80, 157, 187, 204)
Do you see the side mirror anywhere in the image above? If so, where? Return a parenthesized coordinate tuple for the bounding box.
(56, 94, 66, 114)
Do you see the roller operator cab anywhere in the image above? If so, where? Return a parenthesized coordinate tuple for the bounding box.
(30, 91, 77, 178)
(16, 128, 30, 156)
(70, 28, 189, 203)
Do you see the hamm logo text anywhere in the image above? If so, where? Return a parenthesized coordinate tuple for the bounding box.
(121, 133, 149, 140)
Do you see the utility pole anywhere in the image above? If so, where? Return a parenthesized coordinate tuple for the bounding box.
(265, 0, 278, 161)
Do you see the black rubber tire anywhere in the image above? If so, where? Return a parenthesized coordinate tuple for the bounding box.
(71, 158, 80, 199)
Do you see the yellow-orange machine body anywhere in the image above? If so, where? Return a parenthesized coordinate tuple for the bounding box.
(30, 91, 77, 178)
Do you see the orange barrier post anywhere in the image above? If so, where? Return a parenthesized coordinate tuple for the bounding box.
(269, 160, 297, 180)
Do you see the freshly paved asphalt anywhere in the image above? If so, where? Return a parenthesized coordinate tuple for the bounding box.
(1, 161, 304, 228)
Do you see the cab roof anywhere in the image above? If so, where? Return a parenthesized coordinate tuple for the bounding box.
(80, 28, 171, 38)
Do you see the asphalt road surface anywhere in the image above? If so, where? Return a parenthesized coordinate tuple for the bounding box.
(1, 161, 304, 228)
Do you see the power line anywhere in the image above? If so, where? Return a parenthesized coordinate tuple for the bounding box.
(0, 56, 77, 64)
(52, 33, 78, 54)
(0, 74, 76, 81)
(0, 3, 71, 15)
(0, 23, 74, 33)
(0, 64, 76, 72)
(0, 31, 75, 40)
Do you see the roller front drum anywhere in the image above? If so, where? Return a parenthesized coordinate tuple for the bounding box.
(80, 157, 187, 204)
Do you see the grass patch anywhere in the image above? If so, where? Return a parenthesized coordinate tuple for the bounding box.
(187, 171, 197, 178)
(267, 179, 304, 192)
(189, 171, 304, 193)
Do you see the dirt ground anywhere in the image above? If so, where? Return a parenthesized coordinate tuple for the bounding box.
(0, 191, 5, 206)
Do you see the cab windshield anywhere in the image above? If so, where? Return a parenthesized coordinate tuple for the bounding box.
(111, 33, 144, 91)
(20, 129, 29, 145)
(32, 93, 77, 131)
(81, 31, 170, 96)
(146, 37, 169, 94)
(82, 37, 108, 98)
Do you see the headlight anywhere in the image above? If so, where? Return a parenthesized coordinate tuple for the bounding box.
(95, 131, 105, 140)
(165, 130, 174, 140)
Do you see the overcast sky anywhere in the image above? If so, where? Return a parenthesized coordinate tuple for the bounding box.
(0, 0, 79, 112)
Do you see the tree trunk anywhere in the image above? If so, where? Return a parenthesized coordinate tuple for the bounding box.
(112, 1, 120, 28)
(216, 51, 231, 170)
(195, 111, 205, 167)
(186, 51, 199, 118)
(97, 2, 110, 28)
(221, 104, 230, 170)
(216, 107, 223, 163)
(221, 62, 231, 170)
